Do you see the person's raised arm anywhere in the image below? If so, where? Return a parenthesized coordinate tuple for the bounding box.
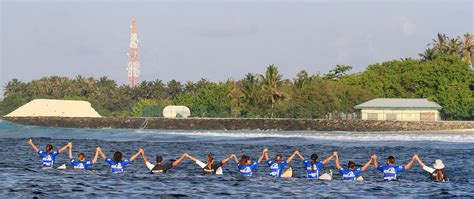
(335, 152, 341, 170)
(92, 147, 100, 163)
(221, 153, 234, 165)
(404, 155, 416, 170)
(372, 154, 379, 168)
(286, 150, 298, 164)
(258, 148, 267, 163)
(361, 157, 373, 171)
(97, 147, 106, 160)
(139, 150, 149, 163)
(172, 153, 188, 167)
(185, 153, 199, 163)
(68, 142, 73, 159)
(58, 142, 70, 153)
(414, 154, 426, 167)
(322, 151, 337, 164)
(264, 148, 269, 161)
(129, 149, 143, 161)
(296, 151, 305, 161)
(231, 154, 239, 164)
(28, 138, 39, 152)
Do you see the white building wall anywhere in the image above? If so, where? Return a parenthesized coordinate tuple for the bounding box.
(361, 109, 440, 121)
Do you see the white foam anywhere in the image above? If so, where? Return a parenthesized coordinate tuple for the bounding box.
(143, 130, 474, 143)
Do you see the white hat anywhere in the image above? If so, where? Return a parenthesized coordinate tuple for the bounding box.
(433, 159, 445, 169)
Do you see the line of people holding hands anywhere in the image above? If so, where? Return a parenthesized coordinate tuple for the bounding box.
(28, 139, 449, 182)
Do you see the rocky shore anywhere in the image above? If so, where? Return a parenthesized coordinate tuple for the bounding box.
(3, 117, 474, 132)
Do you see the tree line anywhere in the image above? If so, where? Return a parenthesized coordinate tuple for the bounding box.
(1, 33, 473, 120)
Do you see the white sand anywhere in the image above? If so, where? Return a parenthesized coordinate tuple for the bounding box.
(5, 99, 102, 117)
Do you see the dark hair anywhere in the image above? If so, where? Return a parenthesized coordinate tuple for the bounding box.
(387, 156, 395, 164)
(311, 153, 319, 161)
(275, 154, 282, 160)
(78, 153, 85, 160)
(113, 151, 122, 162)
(207, 155, 214, 162)
(156, 155, 163, 163)
(432, 169, 449, 182)
(46, 144, 53, 152)
(348, 161, 356, 169)
(239, 155, 250, 166)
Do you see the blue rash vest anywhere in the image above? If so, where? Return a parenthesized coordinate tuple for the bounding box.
(304, 160, 324, 179)
(338, 168, 363, 181)
(238, 162, 258, 176)
(105, 157, 131, 173)
(377, 164, 405, 181)
(267, 160, 287, 177)
(38, 150, 59, 168)
(70, 158, 93, 170)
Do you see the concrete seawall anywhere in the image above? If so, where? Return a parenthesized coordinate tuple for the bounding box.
(2, 117, 474, 132)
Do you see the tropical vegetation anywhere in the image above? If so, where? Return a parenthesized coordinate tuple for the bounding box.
(1, 33, 473, 120)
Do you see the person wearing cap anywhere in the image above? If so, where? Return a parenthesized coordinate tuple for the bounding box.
(414, 155, 449, 182)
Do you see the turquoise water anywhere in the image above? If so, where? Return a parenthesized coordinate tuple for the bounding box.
(0, 120, 473, 197)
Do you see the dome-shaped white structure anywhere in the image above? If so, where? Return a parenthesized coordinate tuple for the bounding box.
(163, 106, 191, 118)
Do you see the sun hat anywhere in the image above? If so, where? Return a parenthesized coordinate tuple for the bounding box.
(433, 159, 445, 169)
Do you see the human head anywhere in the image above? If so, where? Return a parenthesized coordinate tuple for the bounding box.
(387, 156, 396, 164)
(77, 153, 86, 161)
(113, 151, 123, 162)
(207, 154, 215, 164)
(311, 153, 319, 162)
(156, 155, 163, 164)
(240, 155, 250, 165)
(275, 154, 282, 162)
(45, 144, 53, 153)
(347, 161, 356, 169)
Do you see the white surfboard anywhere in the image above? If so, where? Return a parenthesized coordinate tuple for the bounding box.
(356, 176, 364, 181)
(216, 167, 223, 175)
(57, 164, 66, 170)
(319, 169, 333, 181)
(281, 168, 293, 178)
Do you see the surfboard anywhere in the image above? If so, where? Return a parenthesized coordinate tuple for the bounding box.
(57, 164, 66, 170)
(319, 169, 332, 181)
(356, 176, 364, 181)
(281, 168, 292, 178)
(216, 167, 223, 175)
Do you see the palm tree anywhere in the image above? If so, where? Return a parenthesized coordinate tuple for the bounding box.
(294, 70, 312, 89)
(460, 33, 473, 66)
(3, 78, 25, 97)
(446, 38, 461, 56)
(259, 64, 284, 117)
(418, 48, 438, 61)
(431, 33, 448, 54)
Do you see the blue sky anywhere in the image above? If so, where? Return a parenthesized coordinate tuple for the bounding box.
(1, 0, 472, 92)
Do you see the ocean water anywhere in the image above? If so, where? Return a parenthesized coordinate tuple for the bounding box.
(0, 119, 473, 197)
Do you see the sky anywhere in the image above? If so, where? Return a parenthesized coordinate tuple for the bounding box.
(0, 0, 473, 94)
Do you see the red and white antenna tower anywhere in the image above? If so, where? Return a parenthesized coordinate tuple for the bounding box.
(127, 20, 140, 87)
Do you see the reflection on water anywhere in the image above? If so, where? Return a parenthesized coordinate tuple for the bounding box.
(0, 120, 473, 197)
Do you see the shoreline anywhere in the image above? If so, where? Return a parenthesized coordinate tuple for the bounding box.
(2, 117, 473, 132)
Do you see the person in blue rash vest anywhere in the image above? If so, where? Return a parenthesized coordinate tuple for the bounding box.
(264, 149, 298, 177)
(97, 147, 142, 173)
(233, 148, 267, 176)
(68, 142, 100, 170)
(28, 138, 70, 169)
(335, 152, 373, 181)
(373, 154, 416, 181)
(296, 151, 337, 179)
